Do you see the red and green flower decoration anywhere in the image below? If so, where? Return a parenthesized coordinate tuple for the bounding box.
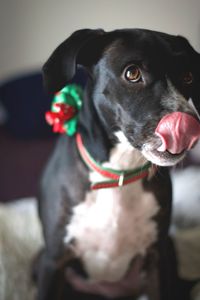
(45, 84, 83, 136)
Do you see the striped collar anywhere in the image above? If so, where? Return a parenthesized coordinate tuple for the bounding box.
(76, 133, 153, 190)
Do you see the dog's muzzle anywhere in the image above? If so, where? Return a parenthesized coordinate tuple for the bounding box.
(155, 112, 200, 154)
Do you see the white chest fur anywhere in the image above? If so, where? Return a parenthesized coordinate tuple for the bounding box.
(64, 132, 159, 282)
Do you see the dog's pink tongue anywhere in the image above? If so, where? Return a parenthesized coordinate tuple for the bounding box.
(155, 112, 200, 154)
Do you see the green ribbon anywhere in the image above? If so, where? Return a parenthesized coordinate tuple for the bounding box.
(52, 84, 83, 136)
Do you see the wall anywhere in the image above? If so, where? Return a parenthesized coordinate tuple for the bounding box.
(0, 0, 200, 81)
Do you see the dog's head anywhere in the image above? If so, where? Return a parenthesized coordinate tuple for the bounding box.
(43, 28, 200, 166)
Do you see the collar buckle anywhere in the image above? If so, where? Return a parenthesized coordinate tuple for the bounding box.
(118, 173, 124, 186)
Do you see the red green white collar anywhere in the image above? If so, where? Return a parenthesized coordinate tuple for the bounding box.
(76, 133, 153, 190)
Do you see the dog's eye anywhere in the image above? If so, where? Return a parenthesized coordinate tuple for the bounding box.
(124, 65, 142, 83)
(182, 71, 193, 85)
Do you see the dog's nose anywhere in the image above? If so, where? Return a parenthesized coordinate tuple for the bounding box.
(155, 112, 200, 154)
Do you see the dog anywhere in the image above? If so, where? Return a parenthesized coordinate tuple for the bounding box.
(36, 28, 200, 300)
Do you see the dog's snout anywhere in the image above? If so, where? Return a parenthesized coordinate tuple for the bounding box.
(155, 112, 200, 154)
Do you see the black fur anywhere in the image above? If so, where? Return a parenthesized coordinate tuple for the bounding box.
(37, 28, 200, 300)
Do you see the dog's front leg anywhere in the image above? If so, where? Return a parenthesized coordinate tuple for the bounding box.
(37, 251, 64, 300)
(143, 240, 179, 300)
(144, 239, 181, 300)
(37, 245, 75, 300)
(156, 237, 181, 300)
(36, 175, 76, 300)
(144, 249, 160, 300)
(36, 239, 74, 300)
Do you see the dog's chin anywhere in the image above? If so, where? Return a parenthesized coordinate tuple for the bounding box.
(141, 148, 186, 167)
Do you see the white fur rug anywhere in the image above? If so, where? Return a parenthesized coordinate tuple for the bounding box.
(0, 198, 43, 300)
(0, 166, 200, 300)
(171, 166, 200, 300)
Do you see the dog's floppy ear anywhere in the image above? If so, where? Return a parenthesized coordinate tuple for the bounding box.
(42, 29, 105, 94)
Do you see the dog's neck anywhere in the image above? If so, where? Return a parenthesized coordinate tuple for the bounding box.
(78, 84, 112, 163)
(107, 131, 148, 170)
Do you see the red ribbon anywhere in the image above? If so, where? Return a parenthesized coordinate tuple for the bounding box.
(45, 103, 77, 133)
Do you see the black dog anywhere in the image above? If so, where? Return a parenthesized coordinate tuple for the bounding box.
(36, 29, 200, 300)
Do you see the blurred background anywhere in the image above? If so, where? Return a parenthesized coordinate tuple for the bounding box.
(0, 0, 200, 201)
(0, 0, 200, 81)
